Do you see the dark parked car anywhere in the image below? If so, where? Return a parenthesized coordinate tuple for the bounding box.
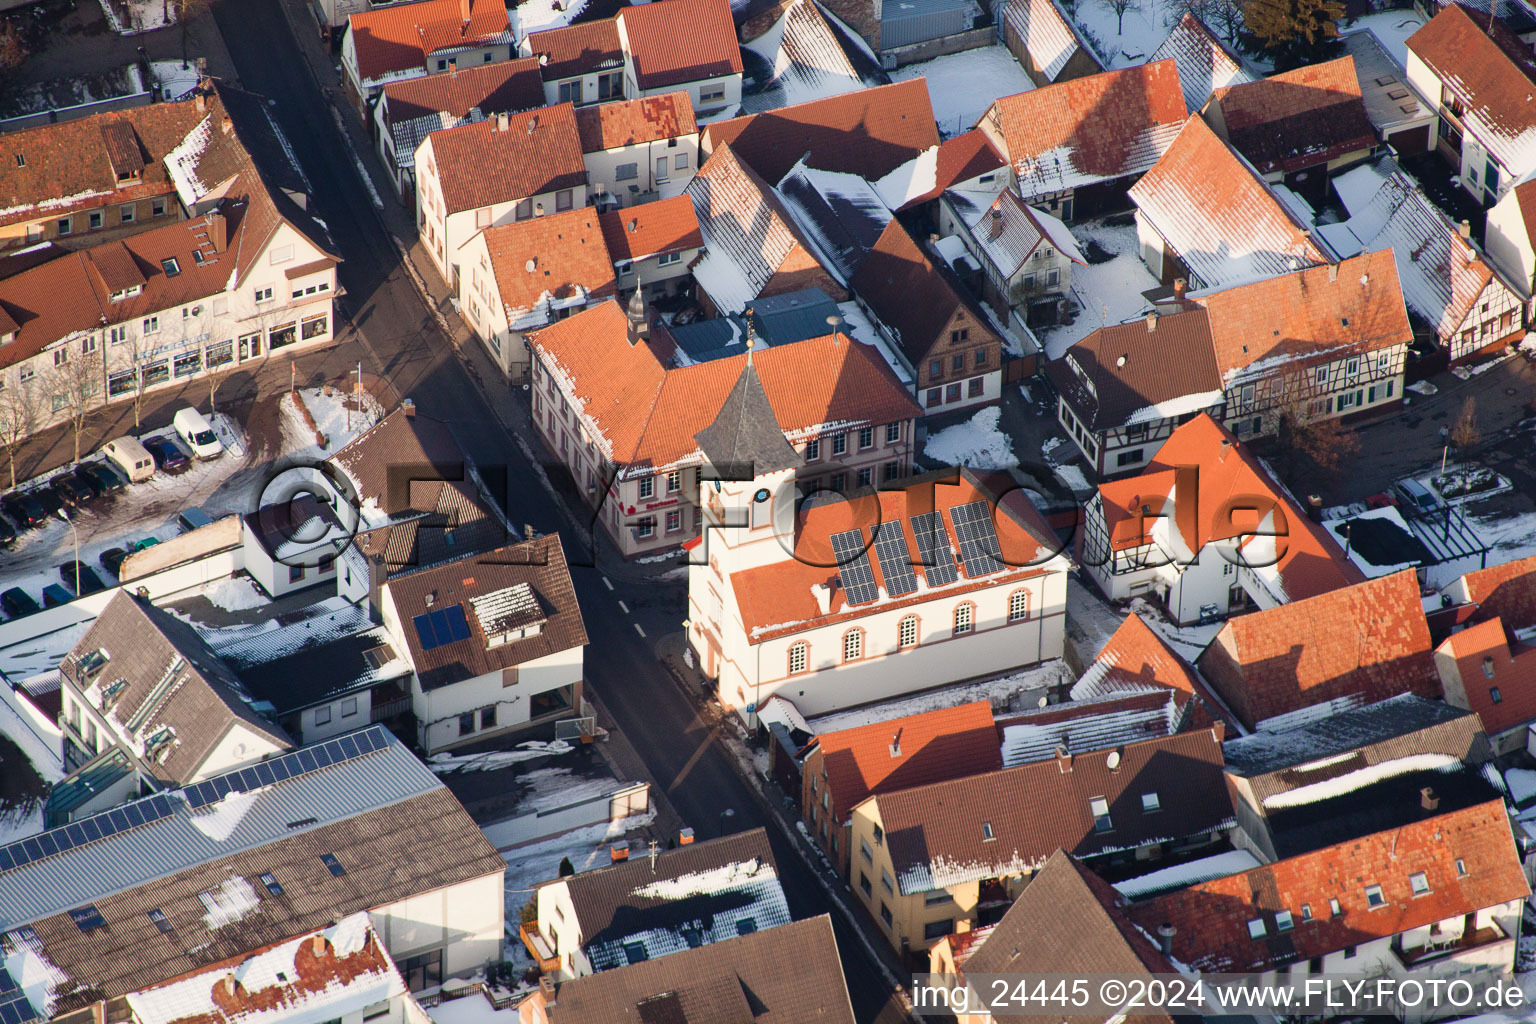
(75, 461, 125, 494)
(0, 491, 46, 529)
(142, 435, 190, 472)
(41, 583, 74, 607)
(53, 474, 97, 507)
(30, 486, 62, 519)
(99, 547, 129, 576)
(1, 588, 40, 618)
(0, 515, 14, 548)
(58, 562, 106, 596)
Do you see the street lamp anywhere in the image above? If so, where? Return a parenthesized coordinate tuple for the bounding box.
(719, 807, 736, 839)
(57, 508, 79, 595)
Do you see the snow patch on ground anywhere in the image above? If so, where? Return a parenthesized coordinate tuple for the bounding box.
(924, 406, 1019, 470)
(1040, 218, 1160, 359)
(501, 811, 658, 907)
(200, 575, 268, 613)
(1063, 0, 1199, 69)
(95, 0, 172, 34)
(892, 46, 1035, 137)
(427, 996, 521, 1024)
(428, 741, 574, 775)
(1507, 768, 1536, 806)
(148, 61, 200, 102)
(283, 387, 382, 459)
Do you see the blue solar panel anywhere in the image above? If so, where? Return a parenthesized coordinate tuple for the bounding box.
(871, 521, 918, 598)
(339, 735, 360, 758)
(0, 967, 17, 994)
(948, 501, 1006, 578)
(414, 605, 472, 651)
(830, 530, 879, 606)
(910, 512, 958, 587)
(79, 817, 101, 842)
(123, 803, 144, 827)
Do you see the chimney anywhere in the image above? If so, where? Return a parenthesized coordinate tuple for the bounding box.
(1459, 219, 1471, 239)
(207, 211, 228, 254)
(497, 111, 510, 133)
(988, 207, 1004, 240)
(956, 919, 972, 935)
(367, 551, 387, 624)
(459, 0, 471, 20)
(889, 729, 903, 758)
(1172, 277, 1187, 301)
(610, 840, 630, 862)
(1421, 786, 1439, 811)
(1145, 311, 1157, 332)
(538, 974, 557, 1009)
(311, 934, 327, 957)
(1054, 745, 1072, 773)
(222, 975, 238, 997)
(1328, 262, 1339, 282)
(678, 827, 695, 845)
(195, 91, 206, 113)
(1157, 924, 1176, 954)
(402, 397, 416, 417)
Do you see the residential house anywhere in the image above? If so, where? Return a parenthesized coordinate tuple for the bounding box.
(1222, 694, 1496, 861)
(1339, 29, 1434, 155)
(687, 410, 1072, 719)
(0, 98, 207, 250)
(739, 0, 863, 113)
(871, 130, 1007, 220)
(122, 915, 410, 1024)
(340, 0, 515, 116)
(851, 220, 1006, 412)
(685, 143, 848, 315)
(528, 300, 920, 557)
(517, 916, 855, 1023)
(1000, 0, 1104, 88)
(373, 59, 547, 201)
(241, 493, 348, 598)
(775, 159, 897, 285)
(1434, 559, 1536, 753)
(850, 727, 1231, 956)
(1127, 800, 1529, 1014)
(615, 0, 743, 120)
(575, 91, 698, 210)
(415, 103, 587, 291)
(53, 591, 293, 816)
(977, 61, 1187, 223)
(1129, 116, 1330, 290)
(1150, 12, 1252, 115)
(935, 849, 1179, 1024)
(526, 829, 789, 979)
(0, 724, 507, 1016)
(1197, 569, 1440, 730)
(379, 536, 589, 754)
(800, 701, 1003, 878)
(938, 188, 1084, 324)
(599, 195, 702, 299)
(1328, 160, 1526, 362)
(1486, 176, 1536, 297)
(1205, 56, 1377, 206)
(701, 79, 940, 186)
(456, 205, 618, 379)
(1406, 4, 1536, 206)
(1066, 611, 1223, 726)
(520, 21, 626, 109)
(1080, 414, 1364, 624)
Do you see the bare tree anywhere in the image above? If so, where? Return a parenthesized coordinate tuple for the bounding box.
(1104, 0, 1137, 34)
(1451, 395, 1481, 452)
(1274, 383, 1360, 481)
(107, 332, 152, 434)
(169, 0, 214, 69)
(43, 349, 105, 464)
(0, 382, 40, 490)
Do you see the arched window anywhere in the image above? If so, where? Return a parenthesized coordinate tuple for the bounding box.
(1007, 589, 1030, 622)
(898, 615, 918, 648)
(843, 629, 863, 662)
(953, 602, 974, 635)
(788, 641, 808, 674)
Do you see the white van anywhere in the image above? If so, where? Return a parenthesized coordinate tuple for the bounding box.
(101, 437, 155, 483)
(173, 407, 224, 460)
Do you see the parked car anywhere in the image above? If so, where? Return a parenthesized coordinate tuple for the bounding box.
(129, 536, 161, 552)
(53, 474, 97, 508)
(0, 515, 14, 548)
(0, 491, 46, 529)
(143, 435, 190, 472)
(1, 588, 40, 618)
(76, 461, 125, 494)
(29, 486, 62, 519)
(41, 583, 74, 608)
(99, 547, 129, 576)
(176, 507, 215, 533)
(1393, 478, 1443, 519)
(101, 436, 155, 483)
(57, 563, 106, 596)
(173, 408, 224, 460)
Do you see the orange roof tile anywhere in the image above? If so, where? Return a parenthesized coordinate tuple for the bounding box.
(1089, 614, 1199, 695)
(523, 20, 623, 80)
(574, 91, 696, 153)
(1130, 799, 1529, 973)
(886, 130, 1006, 211)
(1199, 570, 1438, 729)
(1438, 617, 1536, 736)
(1212, 55, 1376, 174)
(729, 469, 1064, 642)
(424, 103, 585, 213)
(618, 0, 743, 91)
(480, 206, 617, 319)
(380, 59, 546, 129)
(811, 700, 1001, 829)
(348, 0, 512, 84)
(529, 300, 921, 471)
(598, 195, 701, 264)
(1461, 554, 1536, 631)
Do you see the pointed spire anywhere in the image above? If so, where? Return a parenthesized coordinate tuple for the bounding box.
(693, 358, 800, 478)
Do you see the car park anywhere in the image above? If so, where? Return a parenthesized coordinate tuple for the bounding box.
(76, 461, 125, 494)
(143, 435, 190, 472)
(1, 492, 46, 529)
(101, 437, 155, 483)
(29, 486, 62, 519)
(129, 536, 161, 552)
(173, 408, 224, 460)
(53, 475, 97, 507)
(99, 547, 129, 576)
(0, 588, 39, 618)
(57, 563, 106, 596)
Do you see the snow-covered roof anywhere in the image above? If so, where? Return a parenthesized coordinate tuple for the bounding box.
(742, 0, 864, 110)
(775, 159, 892, 282)
(873, 145, 938, 211)
(1001, 0, 1100, 82)
(1112, 848, 1260, 899)
(999, 691, 1181, 766)
(1149, 12, 1252, 114)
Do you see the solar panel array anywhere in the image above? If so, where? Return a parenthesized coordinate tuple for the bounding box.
(909, 512, 958, 587)
(870, 521, 917, 598)
(183, 726, 390, 810)
(413, 604, 471, 651)
(0, 794, 174, 874)
(0, 967, 39, 1024)
(830, 530, 880, 606)
(949, 501, 1006, 578)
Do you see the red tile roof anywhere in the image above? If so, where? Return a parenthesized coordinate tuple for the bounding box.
(1460, 554, 1536, 632)
(574, 91, 696, 153)
(348, 0, 512, 83)
(424, 103, 585, 213)
(1129, 800, 1529, 973)
(618, 0, 743, 90)
(1437, 617, 1536, 736)
(981, 61, 1186, 195)
(598, 195, 701, 263)
(1096, 414, 1362, 601)
(1199, 570, 1438, 729)
(381, 59, 546, 129)
(729, 469, 1063, 642)
(529, 300, 921, 471)
(1212, 55, 1376, 174)
(810, 700, 1001, 829)
(480, 206, 617, 319)
(702, 79, 939, 183)
(883, 130, 1007, 211)
(1089, 613, 1199, 695)
(524, 20, 624, 81)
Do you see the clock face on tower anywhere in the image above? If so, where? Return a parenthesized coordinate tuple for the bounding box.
(754, 488, 771, 503)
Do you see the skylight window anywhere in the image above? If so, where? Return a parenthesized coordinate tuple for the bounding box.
(148, 909, 173, 934)
(259, 872, 284, 896)
(321, 853, 346, 877)
(69, 906, 107, 932)
(1090, 797, 1112, 833)
(981, 822, 995, 841)
(1364, 884, 1385, 908)
(161, 258, 180, 277)
(1409, 872, 1429, 896)
(1141, 792, 1160, 813)
(1275, 911, 1293, 932)
(1247, 919, 1265, 939)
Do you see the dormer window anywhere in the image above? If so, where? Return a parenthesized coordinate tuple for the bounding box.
(77, 648, 110, 678)
(161, 258, 180, 277)
(1247, 918, 1266, 939)
(109, 284, 142, 302)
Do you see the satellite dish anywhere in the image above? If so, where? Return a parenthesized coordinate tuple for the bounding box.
(1037, 696, 1048, 708)
(525, 258, 537, 272)
(1106, 750, 1122, 770)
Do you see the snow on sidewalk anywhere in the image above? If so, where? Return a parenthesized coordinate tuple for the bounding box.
(924, 406, 1019, 470)
(281, 387, 382, 459)
(501, 811, 658, 907)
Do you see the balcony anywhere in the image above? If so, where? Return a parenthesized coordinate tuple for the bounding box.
(519, 922, 560, 974)
(1394, 919, 1513, 971)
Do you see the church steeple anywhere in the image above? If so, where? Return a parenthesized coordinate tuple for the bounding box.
(692, 348, 800, 478)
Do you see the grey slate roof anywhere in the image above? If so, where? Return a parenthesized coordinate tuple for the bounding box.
(60, 592, 293, 786)
(692, 359, 801, 477)
(235, 627, 410, 715)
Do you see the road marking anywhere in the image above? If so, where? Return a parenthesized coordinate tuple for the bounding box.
(602, 577, 613, 591)
(633, 623, 646, 638)
(667, 723, 719, 794)
(618, 600, 630, 614)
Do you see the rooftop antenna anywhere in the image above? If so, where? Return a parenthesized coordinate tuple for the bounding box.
(826, 313, 843, 345)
